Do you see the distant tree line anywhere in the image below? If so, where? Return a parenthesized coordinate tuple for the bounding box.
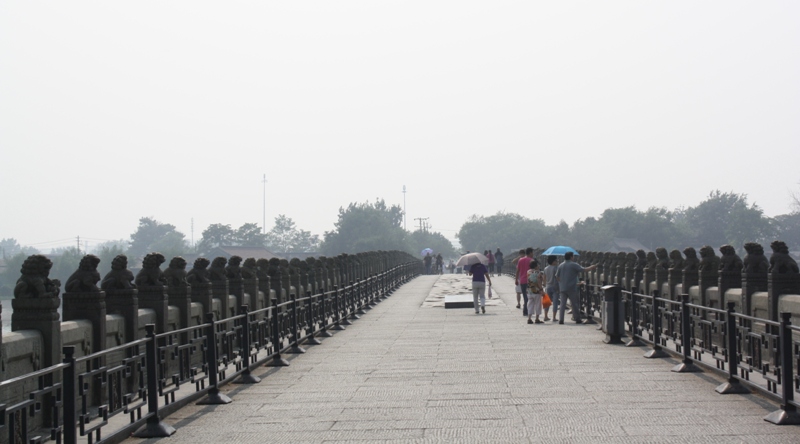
(3, 188, 798, 294)
(458, 190, 800, 254)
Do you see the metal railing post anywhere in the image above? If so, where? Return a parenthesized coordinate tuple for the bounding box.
(332, 285, 347, 330)
(672, 294, 700, 373)
(625, 288, 643, 347)
(764, 312, 800, 424)
(716, 302, 748, 394)
(63, 346, 77, 444)
(305, 291, 323, 345)
(235, 305, 261, 384)
(644, 291, 668, 359)
(266, 298, 290, 367)
(198, 312, 233, 404)
(319, 287, 334, 337)
(286, 294, 307, 354)
(132, 325, 176, 438)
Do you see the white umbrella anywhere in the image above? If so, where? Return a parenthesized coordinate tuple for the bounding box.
(455, 252, 489, 267)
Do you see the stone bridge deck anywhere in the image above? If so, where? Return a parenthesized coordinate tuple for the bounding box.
(125, 275, 799, 443)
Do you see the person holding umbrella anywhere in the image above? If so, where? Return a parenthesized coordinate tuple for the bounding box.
(456, 252, 492, 314)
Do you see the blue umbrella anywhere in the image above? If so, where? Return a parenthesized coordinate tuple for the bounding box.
(542, 246, 579, 256)
(421, 248, 434, 256)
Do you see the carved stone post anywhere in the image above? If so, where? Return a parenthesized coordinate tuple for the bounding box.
(164, 257, 191, 331)
(12, 255, 62, 434)
(242, 258, 259, 311)
(633, 250, 646, 291)
(12, 255, 63, 371)
(226, 256, 244, 316)
(643, 252, 656, 295)
(63, 255, 107, 359)
(134, 253, 169, 333)
(623, 253, 635, 290)
(767, 241, 800, 322)
(698, 246, 721, 308)
(741, 242, 769, 316)
(718, 245, 743, 310)
(209, 257, 229, 321)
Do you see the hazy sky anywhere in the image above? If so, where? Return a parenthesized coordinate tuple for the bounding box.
(2, 1, 799, 251)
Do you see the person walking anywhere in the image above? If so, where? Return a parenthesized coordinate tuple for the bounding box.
(515, 247, 534, 316)
(423, 253, 432, 275)
(542, 255, 560, 322)
(494, 248, 504, 276)
(487, 250, 496, 276)
(555, 251, 597, 324)
(526, 259, 544, 324)
(469, 260, 492, 314)
(435, 254, 444, 275)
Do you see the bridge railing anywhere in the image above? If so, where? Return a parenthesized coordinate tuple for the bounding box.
(0, 260, 419, 444)
(581, 283, 800, 425)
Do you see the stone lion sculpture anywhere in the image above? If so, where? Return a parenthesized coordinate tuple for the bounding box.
(65, 254, 102, 293)
(769, 241, 799, 274)
(101, 254, 136, 290)
(683, 247, 699, 272)
(655, 248, 669, 270)
(616, 252, 627, 268)
(186, 258, 210, 285)
(743, 242, 770, 274)
(625, 252, 637, 269)
(225, 255, 243, 279)
(14, 254, 61, 298)
(134, 252, 166, 287)
(209, 257, 227, 281)
(698, 246, 720, 272)
(645, 251, 657, 270)
(719, 245, 743, 272)
(668, 250, 684, 270)
(256, 258, 271, 281)
(162, 257, 188, 288)
(635, 250, 647, 271)
(241, 258, 258, 280)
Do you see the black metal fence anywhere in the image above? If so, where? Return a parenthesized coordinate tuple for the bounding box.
(0, 262, 419, 444)
(582, 283, 800, 425)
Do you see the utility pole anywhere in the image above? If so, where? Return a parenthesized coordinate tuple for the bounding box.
(262, 174, 268, 234)
(77, 235, 81, 254)
(414, 217, 428, 232)
(403, 185, 407, 231)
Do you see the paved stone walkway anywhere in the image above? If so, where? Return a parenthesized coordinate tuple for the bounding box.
(126, 275, 800, 443)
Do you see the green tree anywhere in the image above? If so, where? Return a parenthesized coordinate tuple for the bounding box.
(265, 215, 297, 253)
(684, 190, 772, 249)
(0, 251, 27, 294)
(235, 223, 268, 247)
(0, 238, 39, 257)
(196, 223, 235, 255)
(320, 200, 407, 255)
(457, 212, 551, 253)
(128, 217, 188, 262)
(290, 229, 321, 253)
(773, 213, 800, 250)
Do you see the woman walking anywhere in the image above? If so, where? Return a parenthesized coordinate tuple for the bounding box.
(526, 260, 544, 324)
(469, 260, 492, 314)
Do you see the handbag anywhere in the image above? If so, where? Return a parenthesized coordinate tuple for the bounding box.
(542, 293, 552, 309)
(487, 284, 493, 299)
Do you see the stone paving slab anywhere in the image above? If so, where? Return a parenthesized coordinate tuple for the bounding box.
(124, 275, 800, 443)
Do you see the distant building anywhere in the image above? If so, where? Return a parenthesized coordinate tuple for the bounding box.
(603, 238, 650, 253)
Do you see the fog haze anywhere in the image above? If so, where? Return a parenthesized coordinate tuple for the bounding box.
(2, 1, 798, 250)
